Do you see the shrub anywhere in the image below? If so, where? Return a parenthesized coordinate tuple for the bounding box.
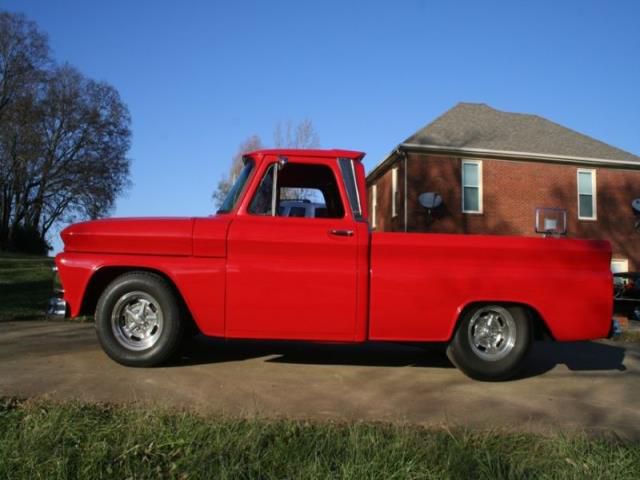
(8, 225, 50, 256)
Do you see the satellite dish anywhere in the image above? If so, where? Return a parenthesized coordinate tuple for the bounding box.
(419, 192, 443, 209)
(632, 199, 640, 214)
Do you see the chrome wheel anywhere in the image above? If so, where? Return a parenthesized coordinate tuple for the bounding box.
(467, 305, 516, 362)
(111, 291, 164, 351)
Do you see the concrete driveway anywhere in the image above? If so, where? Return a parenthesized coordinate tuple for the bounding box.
(1, 320, 639, 439)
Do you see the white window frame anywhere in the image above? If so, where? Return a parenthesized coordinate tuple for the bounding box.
(577, 168, 597, 220)
(371, 184, 377, 229)
(391, 167, 398, 218)
(461, 159, 483, 214)
(611, 258, 629, 274)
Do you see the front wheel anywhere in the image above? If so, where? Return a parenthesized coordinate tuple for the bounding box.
(95, 272, 183, 367)
(446, 304, 532, 381)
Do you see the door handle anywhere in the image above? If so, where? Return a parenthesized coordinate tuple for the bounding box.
(329, 229, 354, 237)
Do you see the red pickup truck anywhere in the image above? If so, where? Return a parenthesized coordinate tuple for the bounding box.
(53, 149, 614, 380)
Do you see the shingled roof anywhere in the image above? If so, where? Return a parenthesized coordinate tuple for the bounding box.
(403, 103, 640, 162)
(368, 103, 640, 183)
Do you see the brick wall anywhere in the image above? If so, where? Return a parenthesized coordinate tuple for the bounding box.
(369, 152, 640, 270)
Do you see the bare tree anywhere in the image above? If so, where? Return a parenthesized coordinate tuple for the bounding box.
(213, 119, 320, 207)
(0, 11, 131, 253)
(212, 134, 262, 208)
(30, 66, 131, 235)
(0, 11, 49, 119)
(1, 91, 44, 245)
(0, 11, 50, 249)
(6, 65, 132, 245)
(274, 118, 320, 200)
(273, 118, 319, 148)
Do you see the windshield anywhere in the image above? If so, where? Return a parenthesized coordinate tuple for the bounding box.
(217, 159, 255, 214)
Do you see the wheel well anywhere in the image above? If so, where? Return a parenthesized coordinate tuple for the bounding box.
(456, 301, 554, 341)
(80, 267, 199, 332)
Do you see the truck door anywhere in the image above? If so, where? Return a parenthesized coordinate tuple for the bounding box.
(225, 156, 360, 341)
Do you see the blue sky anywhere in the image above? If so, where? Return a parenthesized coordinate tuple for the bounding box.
(3, 0, 640, 249)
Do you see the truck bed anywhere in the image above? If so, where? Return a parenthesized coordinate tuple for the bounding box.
(368, 232, 612, 342)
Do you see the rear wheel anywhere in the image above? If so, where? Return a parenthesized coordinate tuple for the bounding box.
(95, 272, 183, 367)
(447, 304, 532, 381)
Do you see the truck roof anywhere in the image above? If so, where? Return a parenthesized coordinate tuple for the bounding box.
(246, 148, 365, 161)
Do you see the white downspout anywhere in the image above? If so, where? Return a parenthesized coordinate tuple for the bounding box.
(403, 152, 408, 232)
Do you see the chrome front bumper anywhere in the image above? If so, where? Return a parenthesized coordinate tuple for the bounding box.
(46, 266, 67, 319)
(47, 296, 67, 318)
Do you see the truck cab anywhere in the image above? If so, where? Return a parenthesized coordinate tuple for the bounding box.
(212, 149, 370, 341)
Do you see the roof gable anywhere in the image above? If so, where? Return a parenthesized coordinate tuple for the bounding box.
(404, 103, 640, 163)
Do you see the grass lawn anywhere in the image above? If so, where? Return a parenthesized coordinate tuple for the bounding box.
(0, 253, 53, 321)
(0, 399, 638, 480)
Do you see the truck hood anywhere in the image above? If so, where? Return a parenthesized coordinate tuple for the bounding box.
(61, 217, 196, 256)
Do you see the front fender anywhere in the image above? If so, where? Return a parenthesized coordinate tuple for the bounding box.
(56, 252, 226, 336)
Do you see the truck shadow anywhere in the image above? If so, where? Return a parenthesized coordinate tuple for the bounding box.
(175, 338, 453, 368)
(517, 340, 628, 378)
(172, 337, 629, 379)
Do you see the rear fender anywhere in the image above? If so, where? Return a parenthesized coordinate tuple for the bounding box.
(450, 300, 551, 342)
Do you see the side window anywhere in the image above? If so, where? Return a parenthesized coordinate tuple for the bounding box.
(248, 162, 345, 218)
(462, 160, 482, 213)
(577, 169, 596, 220)
(611, 258, 628, 274)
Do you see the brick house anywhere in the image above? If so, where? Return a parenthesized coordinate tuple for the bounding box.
(367, 103, 640, 272)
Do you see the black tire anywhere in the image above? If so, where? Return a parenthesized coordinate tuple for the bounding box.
(95, 272, 183, 367)
(446, 304, 532, 381)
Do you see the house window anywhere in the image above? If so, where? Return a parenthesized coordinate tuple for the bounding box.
(577, 169, 596, 220)
(611, 258, 629, 274)
(391, 167, 398, 217)
(371, 184, 377, 229)
(462, 160, 482, 213)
